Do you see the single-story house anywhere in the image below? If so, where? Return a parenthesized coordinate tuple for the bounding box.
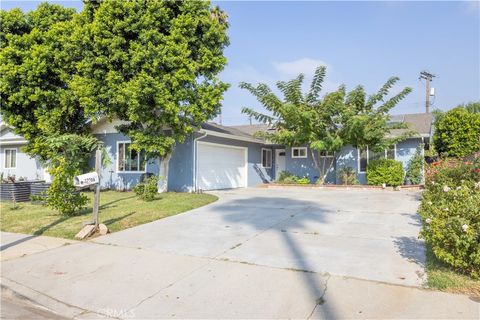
(0, 112, 433, 190)
(0, 122, 51, 182)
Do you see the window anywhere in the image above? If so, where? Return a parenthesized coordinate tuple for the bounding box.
(359, 148, 368, 172)
(358, 145, 396, 172)
(292, 147, 307, 158)
(117, 142, 146, 172)
(4, 148, 17, 169)
(261, 149, 272, 168)
(319, 150, 334, 157)
(386, 145, 396, 159)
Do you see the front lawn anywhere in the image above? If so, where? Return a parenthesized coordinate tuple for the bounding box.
(426, 246, 480, 297)
(0, 191, 217, 239)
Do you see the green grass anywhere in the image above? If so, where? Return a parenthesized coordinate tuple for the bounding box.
(0, 191, 217, 239)
(426, 246, 480, 297)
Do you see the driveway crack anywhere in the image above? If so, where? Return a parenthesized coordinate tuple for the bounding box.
(307, 273, 330, 320)
(214, 206, 313, 258)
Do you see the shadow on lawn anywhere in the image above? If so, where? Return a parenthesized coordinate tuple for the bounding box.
(103, 212, 136, 227)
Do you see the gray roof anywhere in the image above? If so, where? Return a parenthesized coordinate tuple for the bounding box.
(389, 113, 434, 137)
(227, 113, 434, 140)
(200, 122, 265, 141)
(228, 124, 272, 136)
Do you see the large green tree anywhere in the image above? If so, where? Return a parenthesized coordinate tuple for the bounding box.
(0, 3, 89, 155)
(241, 66, 411, 183)
(72, 0, 229, 185)
(1, 0, 229, 210)
(433, 107, 480, 157)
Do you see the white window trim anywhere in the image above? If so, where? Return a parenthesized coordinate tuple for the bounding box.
(385, 144, 397, 160)
(4, 148, 17, 169)
(261, 148, 272, 168)
(358, 146, 369, 173)
(291, 147, 308, 159)
(319, 150, 335, 158)
(358, 144, 397, 173)
(116, 141, 147, 174)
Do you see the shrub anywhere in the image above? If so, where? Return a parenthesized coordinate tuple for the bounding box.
(276, 170, 310, 184)
(425, 158, 480, 186)
(42, 158, 88, 216)
(419, 173, 480, 278)
(406, 146, 424, 185)
(433, 107, 480, 157)
(133, 175, 159, 201)
(366, 158, 404, 187)
(338, 167, 358, 185)
(296, 177, 310, 184)
(277, 171, 294, 182)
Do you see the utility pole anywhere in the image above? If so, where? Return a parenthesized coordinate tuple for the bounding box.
(419, 71, 435, 113)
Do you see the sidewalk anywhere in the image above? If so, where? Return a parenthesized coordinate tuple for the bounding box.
(1, 233, 478, 319)
(1, 232, 76, 261)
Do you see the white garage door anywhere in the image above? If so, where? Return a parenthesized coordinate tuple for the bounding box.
(197, 142, 247, 190)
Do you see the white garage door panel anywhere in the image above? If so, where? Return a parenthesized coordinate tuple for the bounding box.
(197, 143, 247, 190)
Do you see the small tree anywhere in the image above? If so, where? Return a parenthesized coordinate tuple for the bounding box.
(406, 146, 424, 185)
(33, 134, 104, 215)
(433, 107, 480, 157)
(241, 66, 412, 183)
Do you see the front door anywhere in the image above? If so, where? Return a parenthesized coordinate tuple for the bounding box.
(275, 149, 286, 180)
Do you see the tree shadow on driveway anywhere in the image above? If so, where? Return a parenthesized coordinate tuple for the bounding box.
(393, 236, 426, 269)
(212, 196, 337, 318)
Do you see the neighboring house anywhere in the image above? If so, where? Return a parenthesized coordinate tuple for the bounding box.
(0, 122, 51, 181)
(1, 112, 433, 190)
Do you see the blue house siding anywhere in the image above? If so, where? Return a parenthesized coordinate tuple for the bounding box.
(395, 138, 422, 171)
(93, 133, 160, 190)
(93, 132, 273, 191)
(281, 147, 335, 184)
(168, 135, 194, 192)
(0, 145, 44, 181)
(197, 134, 273, 187)
(334, 138, 423, 184)
(335, 145, 359, 184)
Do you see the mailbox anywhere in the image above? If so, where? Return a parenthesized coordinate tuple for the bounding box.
(74, 172, 99, 187)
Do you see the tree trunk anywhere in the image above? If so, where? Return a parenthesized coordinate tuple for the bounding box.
(158, 153, 172, 193)
(310, 149, 335, 185)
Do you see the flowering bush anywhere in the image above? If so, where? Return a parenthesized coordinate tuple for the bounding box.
(419, 159, 480, 278)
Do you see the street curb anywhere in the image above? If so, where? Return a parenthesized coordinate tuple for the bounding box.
(1, 277, 112, 319)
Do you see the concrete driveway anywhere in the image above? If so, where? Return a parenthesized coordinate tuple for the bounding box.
(3, 188, 478, 319)
(94, 187, 425, 286)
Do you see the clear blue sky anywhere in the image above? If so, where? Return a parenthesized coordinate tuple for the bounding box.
(2, 1, 479, 125)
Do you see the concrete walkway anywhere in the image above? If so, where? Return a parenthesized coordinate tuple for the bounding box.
(1, 188, 479, 319)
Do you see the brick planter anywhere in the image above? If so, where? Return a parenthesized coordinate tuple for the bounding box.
(260, 183, 424, 191)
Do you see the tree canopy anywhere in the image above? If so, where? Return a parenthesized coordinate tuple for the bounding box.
(1, 0, 229, 160)
(241, 66, 412, 182)
(0, 3, 88, 158)
(433, 107, 480, 157)
(72, 0, 229, 157)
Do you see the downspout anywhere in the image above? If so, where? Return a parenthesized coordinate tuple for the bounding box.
(192, 130, 208, 192)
